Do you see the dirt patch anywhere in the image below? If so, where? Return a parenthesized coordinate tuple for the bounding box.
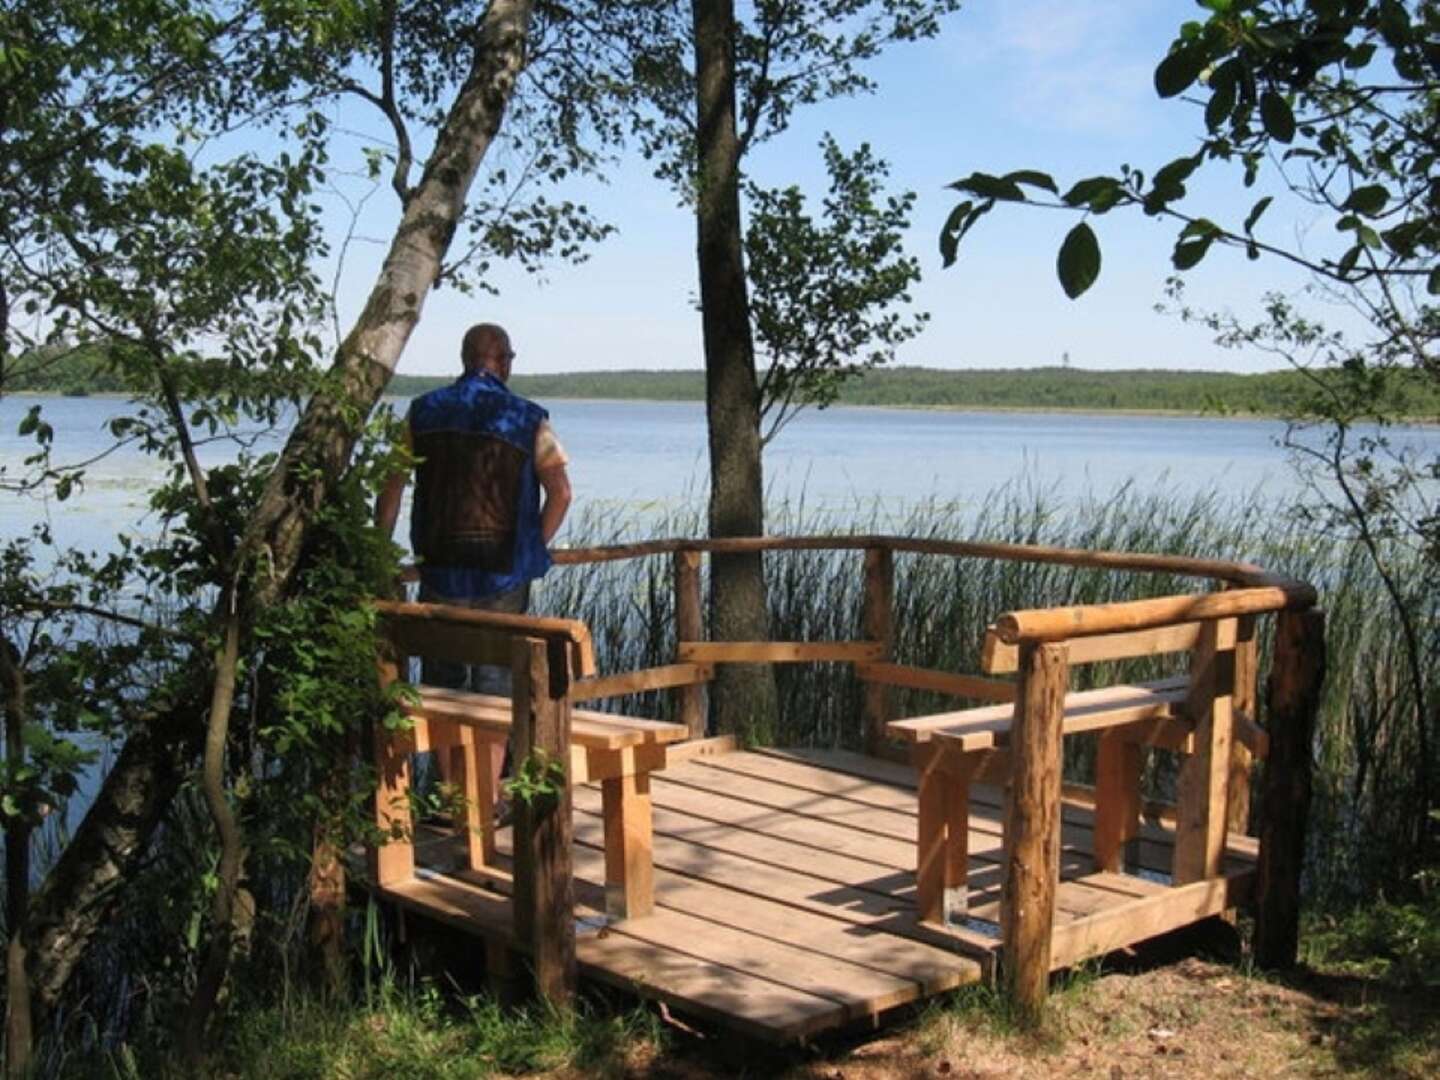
(577, 953, 1439, 1080)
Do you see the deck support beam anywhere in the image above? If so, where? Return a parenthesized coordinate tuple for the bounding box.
(1001, 641, 1067, 1023)
(512, 636, 577, 1006)
(674, 550, 706, 738)
(1256, 609, 1324, 969)
(861, 546, 894, 757)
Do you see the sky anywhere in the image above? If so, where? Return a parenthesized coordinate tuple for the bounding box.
(327, 1, 1352, 379)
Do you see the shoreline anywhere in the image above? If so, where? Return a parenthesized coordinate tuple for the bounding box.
(7, 389, 1439, 426)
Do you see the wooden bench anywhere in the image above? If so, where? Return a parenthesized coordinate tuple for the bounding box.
(372, 601, 688, 922)
(888, 616, 1265, 928)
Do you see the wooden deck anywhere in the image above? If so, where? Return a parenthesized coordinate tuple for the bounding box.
(378, 745, 1257, 1043)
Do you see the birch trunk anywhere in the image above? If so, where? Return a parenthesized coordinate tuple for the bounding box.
(16, 0, 536, 1018)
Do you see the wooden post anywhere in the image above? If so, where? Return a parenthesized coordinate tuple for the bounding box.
(370, 648, 415, 887)
(1227, 615, 1259, 834)
(458, 727, 496, 872)
(1255, 608, 1324, 969)
(511, 636, 576, 1006)
(673, 549, 706, 739)
(861, 546, 895, 757)
(602, 748, 654, 920)
(1092, 729, 1141, 873)
(1174, 618, 1237, 885)
(1002, 641, 1067, 1022)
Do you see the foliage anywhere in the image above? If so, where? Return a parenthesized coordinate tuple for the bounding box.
(937, 0, 1440, 870)
(942, 0, 1440, 300)
(747, 137, 927, 441)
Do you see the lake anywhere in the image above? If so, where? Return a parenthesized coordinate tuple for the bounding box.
(4, 394, 1438, 552)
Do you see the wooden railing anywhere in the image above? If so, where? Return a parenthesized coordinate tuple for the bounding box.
(378, 534, 1322, 1012)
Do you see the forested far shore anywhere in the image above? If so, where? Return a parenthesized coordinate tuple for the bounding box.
(8, 349, 1440, 418)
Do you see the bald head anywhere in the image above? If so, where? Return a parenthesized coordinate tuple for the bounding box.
(461, 323, 513, 381)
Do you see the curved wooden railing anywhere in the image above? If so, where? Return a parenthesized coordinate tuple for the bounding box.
(381, 534, 1323, 1013)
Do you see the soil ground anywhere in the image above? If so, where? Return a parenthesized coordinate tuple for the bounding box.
(562, 926, 1440, 1080)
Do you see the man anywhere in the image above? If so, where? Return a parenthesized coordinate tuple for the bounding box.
(375, 322, 572, 812)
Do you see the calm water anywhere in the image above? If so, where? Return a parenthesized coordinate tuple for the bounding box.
(4, 394, 1438, 551)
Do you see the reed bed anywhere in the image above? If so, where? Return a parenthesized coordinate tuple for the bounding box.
(537, 482, 1438, 905)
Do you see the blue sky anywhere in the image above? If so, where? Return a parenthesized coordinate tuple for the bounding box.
(331, 1, 1349, 378)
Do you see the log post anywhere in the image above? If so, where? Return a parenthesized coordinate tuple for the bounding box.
(1227, 615, 1259, 834)
(1174, 618, 1237, 885)
(861, 546, 895, 757)
(1255, 608, 1324, 969)
(673, 549, 706, 738)
(1092, 730, 1141, 873)
(511, 635, 576, 1006)
(370, 646, 415, 888)
(1002, 640, 1067, 1022)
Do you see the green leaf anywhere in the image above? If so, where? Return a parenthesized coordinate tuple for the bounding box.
(939, 201, 970, 267)
(1343, 184, 1389, 216)
(1260, 91, 1296, 143)
(1061, 176, 1122, 210)
(948, 172, 1026, 201)
(1056, 222, 1101, 299)
(1172, 236, 1214, 270)
(1243, 196, 1273, 234)
(1002, 170, 1058, 195)
(1154, 45, 1208, 98)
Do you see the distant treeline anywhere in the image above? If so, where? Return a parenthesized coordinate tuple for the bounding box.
(402, 365, 1440, 418)
(12, 348, 1440, 418)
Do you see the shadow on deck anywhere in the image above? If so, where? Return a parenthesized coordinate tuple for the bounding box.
(378, 744, 1255, 1043)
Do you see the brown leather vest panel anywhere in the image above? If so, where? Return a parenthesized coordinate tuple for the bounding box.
(412, 429, 526, 571)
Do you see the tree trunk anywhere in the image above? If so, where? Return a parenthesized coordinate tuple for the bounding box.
(2, 637, 33, 1079)
(691, 0, 778, 742)
(16, 0, 536, 1019)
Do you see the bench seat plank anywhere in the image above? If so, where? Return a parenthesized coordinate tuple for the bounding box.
(411, 686, 690, 751)
(887, 675, 1189, 747)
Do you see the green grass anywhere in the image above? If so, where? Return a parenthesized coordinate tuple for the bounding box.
(95, 975, 663, 1080)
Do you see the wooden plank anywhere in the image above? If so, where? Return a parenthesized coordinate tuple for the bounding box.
(553, 534, 1312, 597)
(1256, 608, 1324, 969)
(982, 621, 1206, 674)
(889, 677, 1187, 747)
(861, 547, 895, 756)
(458, 726, 495, 872)
(678, 640, 886, 664)
(570, 663, 713, 704)
(994, 585, 1310, 645)
(1174, 619, 1236, 885)
(412, 687, 688, 750)
(915, 746, 947, 924)
(664, 734, 738, 764)
(510, 636, 576, 1005)
(1003, 641, 1067, 1020)
(1093, 729, 1141, 874)
(568, 789, 1003, 966)
(602, 751, 654, 920)
(382, 616, 514, 669)
(1048, 873, 1253, 970)
(1228, 615, 1260, 834)
(751, 747, 1190, 873)
(673, 550, 707, 738)
(545, 832, 977, 993)
(585, 905, 948, 1033)
(856, 661, 1015, 703)
(371, 652, 415, 887)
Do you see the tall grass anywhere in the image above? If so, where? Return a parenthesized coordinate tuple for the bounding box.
(539, 481, 1438, 905)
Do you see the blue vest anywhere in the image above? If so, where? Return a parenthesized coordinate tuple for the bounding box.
(408, 372, 552, 600)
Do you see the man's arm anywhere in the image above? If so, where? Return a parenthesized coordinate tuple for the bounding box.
(537, 463, 572, 544)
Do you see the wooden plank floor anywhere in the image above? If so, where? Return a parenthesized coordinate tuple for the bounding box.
(388, 746, 1256, 1043)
